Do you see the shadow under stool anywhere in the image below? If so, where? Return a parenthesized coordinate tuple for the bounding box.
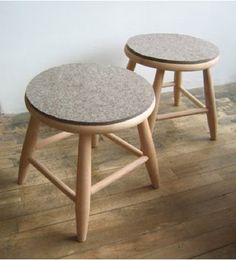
(18, 63, 160, 242)
(125, 33, 219, 140)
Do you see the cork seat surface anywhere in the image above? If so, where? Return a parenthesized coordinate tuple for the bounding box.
(126, 33, 219, 64)
(26, 63, 155, 126)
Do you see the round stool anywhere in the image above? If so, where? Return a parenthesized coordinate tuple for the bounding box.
(125, 33, 219, 140)
(18, 63, 160, 242)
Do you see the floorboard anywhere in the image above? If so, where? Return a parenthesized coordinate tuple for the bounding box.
(0, 83, 236, 258)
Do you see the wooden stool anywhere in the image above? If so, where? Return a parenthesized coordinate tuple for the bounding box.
(125, 33, 219, 140)
(18, 64, 160, 242)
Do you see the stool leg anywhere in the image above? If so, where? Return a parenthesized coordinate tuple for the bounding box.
(148, 69, 165, 132)
(126, 59, 136, 71)
(174, 71, 182, 106)
(138, 119, 160, 189)
(76, 133, 92, 242)
(92, 134, 99, 148)
(203, 68, 217, 140)
(18, 116, 40, 184)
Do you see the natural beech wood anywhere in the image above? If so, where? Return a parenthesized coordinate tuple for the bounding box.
(174, 71, 182, 106)
(125, 45, 219, 72)
(162, 81, 175, 88)
(203, 68, 217, 140)
(28, 157, 75, 201)
(91, 156, 148, 195)
(124, 44, 219, 140)
(157, 108, 208, 121)
(36, 132, 74, 149)
(19, 96, 160, 242)
(18, 112, 160, 242)
(18, 71, 164, 243)
(18, 116, 40, 184)
(180, 87, 206, 108)
(76, 134, 92, 242)
(126, 59, 136, 71)
(148, 70, 165, 132)
(92, 135, 99, 148)
(138, 119, 160, 188)
(25, 97, 155, 134)
(103, 133, 143, 156)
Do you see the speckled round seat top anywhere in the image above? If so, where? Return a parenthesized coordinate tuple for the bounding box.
(126, 33, 219, 64)
(25, 64, 155, 126)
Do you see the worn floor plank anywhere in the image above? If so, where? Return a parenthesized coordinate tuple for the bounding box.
(195, 242, 236, 259)
(0, 83, 236, 258)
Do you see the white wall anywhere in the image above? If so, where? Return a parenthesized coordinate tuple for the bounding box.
(1, 1, 236, 114)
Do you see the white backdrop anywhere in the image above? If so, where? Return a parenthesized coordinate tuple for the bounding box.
(1, 1, 236, 113)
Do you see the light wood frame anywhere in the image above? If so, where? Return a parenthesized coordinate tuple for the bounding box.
(18, 101, 160, 242)
(125, 45, 219, 140)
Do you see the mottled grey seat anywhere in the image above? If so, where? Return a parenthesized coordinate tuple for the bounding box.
(18, 63, 160, 242)
(25, 64, 155, 126)
(126, 33, 219, 65)
(125, 33, 219, 140)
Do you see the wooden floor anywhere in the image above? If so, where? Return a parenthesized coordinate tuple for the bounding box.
(0, 83, 236, 258)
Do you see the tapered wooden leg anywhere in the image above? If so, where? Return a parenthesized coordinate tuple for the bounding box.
(76, 133, 92, 242)
(203, 69, 217, 140)
(148, 69, 165, 132)
(92, 134, 99, 148)
(138, 119, 160, 189)
(174, 71, 182, 106)
(126, 59, 136, 71)
(18, 116, 40, 184)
